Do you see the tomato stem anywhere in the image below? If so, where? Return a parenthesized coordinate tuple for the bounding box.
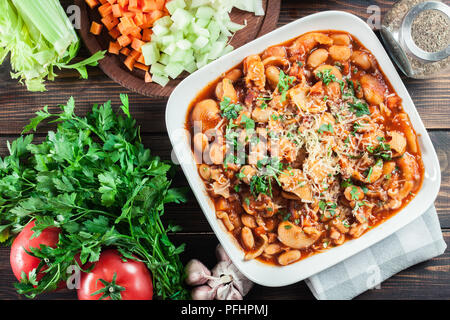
(91, 272, 125, 300)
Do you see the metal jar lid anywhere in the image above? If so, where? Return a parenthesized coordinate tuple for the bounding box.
(401, 1, 450, 62)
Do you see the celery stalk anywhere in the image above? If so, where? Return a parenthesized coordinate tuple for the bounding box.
(0, 0, 105, 91)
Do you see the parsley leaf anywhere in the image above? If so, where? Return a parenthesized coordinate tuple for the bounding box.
(220, 97, 242, 120)
(277, 70, 295, 102)
(349, 101, 370, 117)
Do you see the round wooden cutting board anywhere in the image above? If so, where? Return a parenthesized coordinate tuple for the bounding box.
(76, 0, 281, 98)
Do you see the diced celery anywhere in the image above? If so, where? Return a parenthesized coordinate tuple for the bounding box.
(152, 74, 170, 87)
(159, 53, 170, 66)
(186, 33, 197, 43)
(162, 42, 177, 55)
(160, 35, 175, 46)
(151, 63, 166, 76)
(154, 16, 173, 28)
(184, 60, 198, 73)
(199, 42, 212, 54)
(190, 0, 211, 8)
(232, 0, 254, 12)
(217, 20, 232, 37)
(183, 51, 195, 64)
(207, 21, 221, 43)
(192, 23, 210, 37)
(171, 8, 193, 30)
(171, 49, 187, 62)
(152, 24, 169, 37)
(141, 42, 160, 66)
(173, 30, 185, 41)
(221, 44, 234, 56)
(226, 20, 246, 32)
(195, 17, 210, 28)
(164, 63, 185, 79)
(177, 39, 192, 50)
(193, 36, 209, 50)
(196, 53, 209, 69)
(207, 40, 226, 60)
(166, 0, 186, 15)
(196, 6, 215, 20)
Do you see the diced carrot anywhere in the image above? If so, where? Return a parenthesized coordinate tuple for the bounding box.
(109, 41, 121, 55)
(141, 0, 153, 12)
(142, 28, 152, 41)
(106, 0, 117, 4)
(117, 23, 130, 35)
(143, 0, 165, 11)
(90, 21, 103, 35)
(131, 38, 145, 52)
(137, 53, 145, 64)
(117, 34, 132, 46)
(129, 26, 142, 38)
(118, 0, 128, 7)
(120, 47, 131, 55)
(120, 16, 135, 29)
(130, 49, 141, 60)
(124, 56, 135, 71)
(147, 10, 164, 25)
(109, 27, 121, 39)
(128, 0, 138, 9)
(123, 11, 136, 18)
(158, 0, 166, 10)
(111, 4, 122, 17)
(135, 62, 149, 71)
(85, 0, 99, 9)
(98, 0, 108, 4)
(145, 71, 152, 83)
(101, 14, 119, 31)
(98, 3, 112, 17)
(134, 12, 145, 27)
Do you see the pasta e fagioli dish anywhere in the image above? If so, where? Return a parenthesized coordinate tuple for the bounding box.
(186, 30, 424, 266)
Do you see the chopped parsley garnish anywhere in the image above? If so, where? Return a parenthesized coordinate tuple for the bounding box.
(348, 101, 370, 117)
(350, 186, 360, 200)
(319, 200, 337, 216)
(240, 114, 255, 130)
(368, 142, 392, 161)
(219, 96, 242, 120)
(318, 123, 334, 134)
(341, 179, 353, 188)
(277, 70, 295, 102)
(250, 175, 271, 196)
(315, 69, 336, 86)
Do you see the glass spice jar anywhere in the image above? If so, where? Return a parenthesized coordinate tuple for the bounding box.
(381, 0, 450, 79)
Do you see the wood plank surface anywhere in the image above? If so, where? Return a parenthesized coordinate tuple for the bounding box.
(0, 0, 448, 300)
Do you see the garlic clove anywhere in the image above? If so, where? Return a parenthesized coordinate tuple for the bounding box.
(191, 285, 216, 300)
(185, 259, 212, 286)
(215, 244, 231, 262)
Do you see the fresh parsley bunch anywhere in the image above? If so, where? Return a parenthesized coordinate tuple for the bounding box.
(0, 95, 189, 299)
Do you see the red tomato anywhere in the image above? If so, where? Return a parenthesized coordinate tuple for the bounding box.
(10, 220, 61, 282)
(77, 249, 153, 300)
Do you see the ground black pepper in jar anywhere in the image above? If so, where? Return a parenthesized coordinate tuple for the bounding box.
(381, 0, 450, 78)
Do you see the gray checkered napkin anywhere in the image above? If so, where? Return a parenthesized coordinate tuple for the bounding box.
(305, 205, 447, 300)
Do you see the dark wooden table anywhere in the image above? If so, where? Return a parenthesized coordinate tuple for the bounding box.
(0, 0, 449, 300)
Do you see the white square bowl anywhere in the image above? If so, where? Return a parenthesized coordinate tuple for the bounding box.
(166, 11, 441, 287)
